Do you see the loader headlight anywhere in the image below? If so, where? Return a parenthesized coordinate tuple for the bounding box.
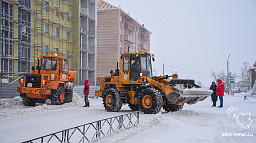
(140, 73, 143, 78)
(20, 78, 24, 87)
(42, 80, 45, 86)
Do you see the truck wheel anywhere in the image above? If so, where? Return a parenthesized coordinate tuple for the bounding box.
(163, 103, 184, 112)
(51, 86, 65, 105)
(128, 103, 139, 111)
(103, 88, 122, 112)
(138, 88, 162, 114)
(20, 93, 36, 106)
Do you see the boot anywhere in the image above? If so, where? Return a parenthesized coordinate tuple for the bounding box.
(83, 102, 89, 107)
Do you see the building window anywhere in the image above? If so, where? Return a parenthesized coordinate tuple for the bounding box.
(42, 0, 49, 12)
(120, 16, 122, 22)
(54, 9, 59, 17)
(54, 27, 59, 37)
(66, 13, 70, 22)
(42, 22, 49, 33)
(120, 41, 122, 48)
(120, 28, 122, 35)
(42, 45, 48, 55)
(66, 31, 70, 40)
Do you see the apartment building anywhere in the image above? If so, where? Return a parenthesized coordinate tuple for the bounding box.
(97, 0, 151, 84)
(79, 0, 97, 85)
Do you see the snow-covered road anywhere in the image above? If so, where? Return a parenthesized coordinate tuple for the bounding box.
(97, 94, 256, 143)
(0, 93, 255, 143)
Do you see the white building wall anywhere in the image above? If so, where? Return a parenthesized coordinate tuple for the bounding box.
(79, 0, 97, 85)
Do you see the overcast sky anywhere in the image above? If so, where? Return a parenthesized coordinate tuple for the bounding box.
(104, 0, 256, 86)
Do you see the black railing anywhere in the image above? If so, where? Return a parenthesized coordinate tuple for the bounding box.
(23, 112, 139, 143)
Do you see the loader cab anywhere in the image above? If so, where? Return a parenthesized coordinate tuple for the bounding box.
(121, 52, 153, 81)
(41, 57, 58, 71)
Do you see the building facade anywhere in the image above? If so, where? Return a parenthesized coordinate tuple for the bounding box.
(249, 61, 256, 89)
(97, 0, 151, 85)
(1, 0, 98, 85)
(0, 0, 80, 83)
(79, 0, 97, 85)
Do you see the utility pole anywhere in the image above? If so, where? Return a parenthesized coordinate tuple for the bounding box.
(227, 54, 230, 95)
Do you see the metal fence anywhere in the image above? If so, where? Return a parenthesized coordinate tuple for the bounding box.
(23, 112, 139, 143)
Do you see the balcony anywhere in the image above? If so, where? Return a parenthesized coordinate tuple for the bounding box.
(140, 44, 145, 49)
(124, 35, 135, 44)
(124, 23, 135, 32)
(140, 33, 149, 41)
(140, 44, 148, 51)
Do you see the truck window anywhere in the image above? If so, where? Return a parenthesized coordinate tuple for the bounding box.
(141, 54, 152, 78)
(61, 59, 68, 73)
(41, 57, 57, 70)
(130, 54, 141, 81)
(123, 56, 129, 72)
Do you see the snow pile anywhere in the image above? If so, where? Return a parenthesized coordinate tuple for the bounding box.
(0, 92, 84, 119)
(0, 97, 23, 109)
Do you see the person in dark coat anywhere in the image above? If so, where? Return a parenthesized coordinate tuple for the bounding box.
(210, 82, 217, 107)
(83, 79, 90, 107)
(216, 79, 225, 108)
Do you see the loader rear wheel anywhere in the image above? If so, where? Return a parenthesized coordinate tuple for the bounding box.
(163, 103, 184, 112)
(51, 86, 65, 105)
(103, 88, 122, 112)
(138, 88, 162, 114)
(65, 88, 73, 103)
(20, 93, 36, 106)
(128, 103, 139, 111)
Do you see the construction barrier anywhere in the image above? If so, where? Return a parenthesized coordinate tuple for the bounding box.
(23, 111, 139, 143)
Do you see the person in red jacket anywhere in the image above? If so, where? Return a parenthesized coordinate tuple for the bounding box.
(83, 79, 90, 107)
(216, 79, 224, 108)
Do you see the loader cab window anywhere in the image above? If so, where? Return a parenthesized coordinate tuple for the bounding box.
(61, 59, 68, 73)
(130, 54, 140, 81)
(41, 57, 57, 71)
(141, 54, 152, 78)
(123, 56, 129, 72)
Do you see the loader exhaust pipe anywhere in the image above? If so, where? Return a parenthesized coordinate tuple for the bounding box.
(115, 62, 119, 76)
(37, 59, 40, 74)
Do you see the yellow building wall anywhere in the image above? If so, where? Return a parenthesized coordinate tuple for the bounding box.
(2, 0, 79, 83)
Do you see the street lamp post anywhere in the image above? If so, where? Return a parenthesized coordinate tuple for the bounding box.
(227, 54, 231, 95)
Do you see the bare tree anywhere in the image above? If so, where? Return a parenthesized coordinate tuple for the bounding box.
(240, 62, 250, 81)
(211, 70, 226, 82)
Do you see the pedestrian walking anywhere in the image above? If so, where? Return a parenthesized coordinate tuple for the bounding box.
(83, 79, 90, 107)
(210, 82, 217, 107)
(216, 79, 224, 108)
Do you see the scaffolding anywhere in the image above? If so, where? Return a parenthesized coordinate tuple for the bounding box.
(0, 0, 79, 83)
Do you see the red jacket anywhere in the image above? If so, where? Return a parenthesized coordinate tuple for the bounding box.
(216, 79, 224, 96)
(84, 79, 90, 95)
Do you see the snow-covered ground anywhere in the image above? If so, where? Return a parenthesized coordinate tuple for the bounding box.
(0, 92, 255, 143)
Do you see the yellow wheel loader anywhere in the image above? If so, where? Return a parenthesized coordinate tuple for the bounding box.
(17, 55, 76, 106)
(95, 51, 212, 114)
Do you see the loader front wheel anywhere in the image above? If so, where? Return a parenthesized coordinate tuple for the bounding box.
(138, 88, 162, 114)
(103, 88, 122, 112)
(51, 86, 65, 105)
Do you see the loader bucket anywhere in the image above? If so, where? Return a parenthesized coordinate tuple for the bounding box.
(166, 79, 212, 105)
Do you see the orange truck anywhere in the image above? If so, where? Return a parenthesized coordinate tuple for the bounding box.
(17, 55, 76, 106)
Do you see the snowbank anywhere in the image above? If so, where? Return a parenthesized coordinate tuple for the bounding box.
(0, 92, 84, 119)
